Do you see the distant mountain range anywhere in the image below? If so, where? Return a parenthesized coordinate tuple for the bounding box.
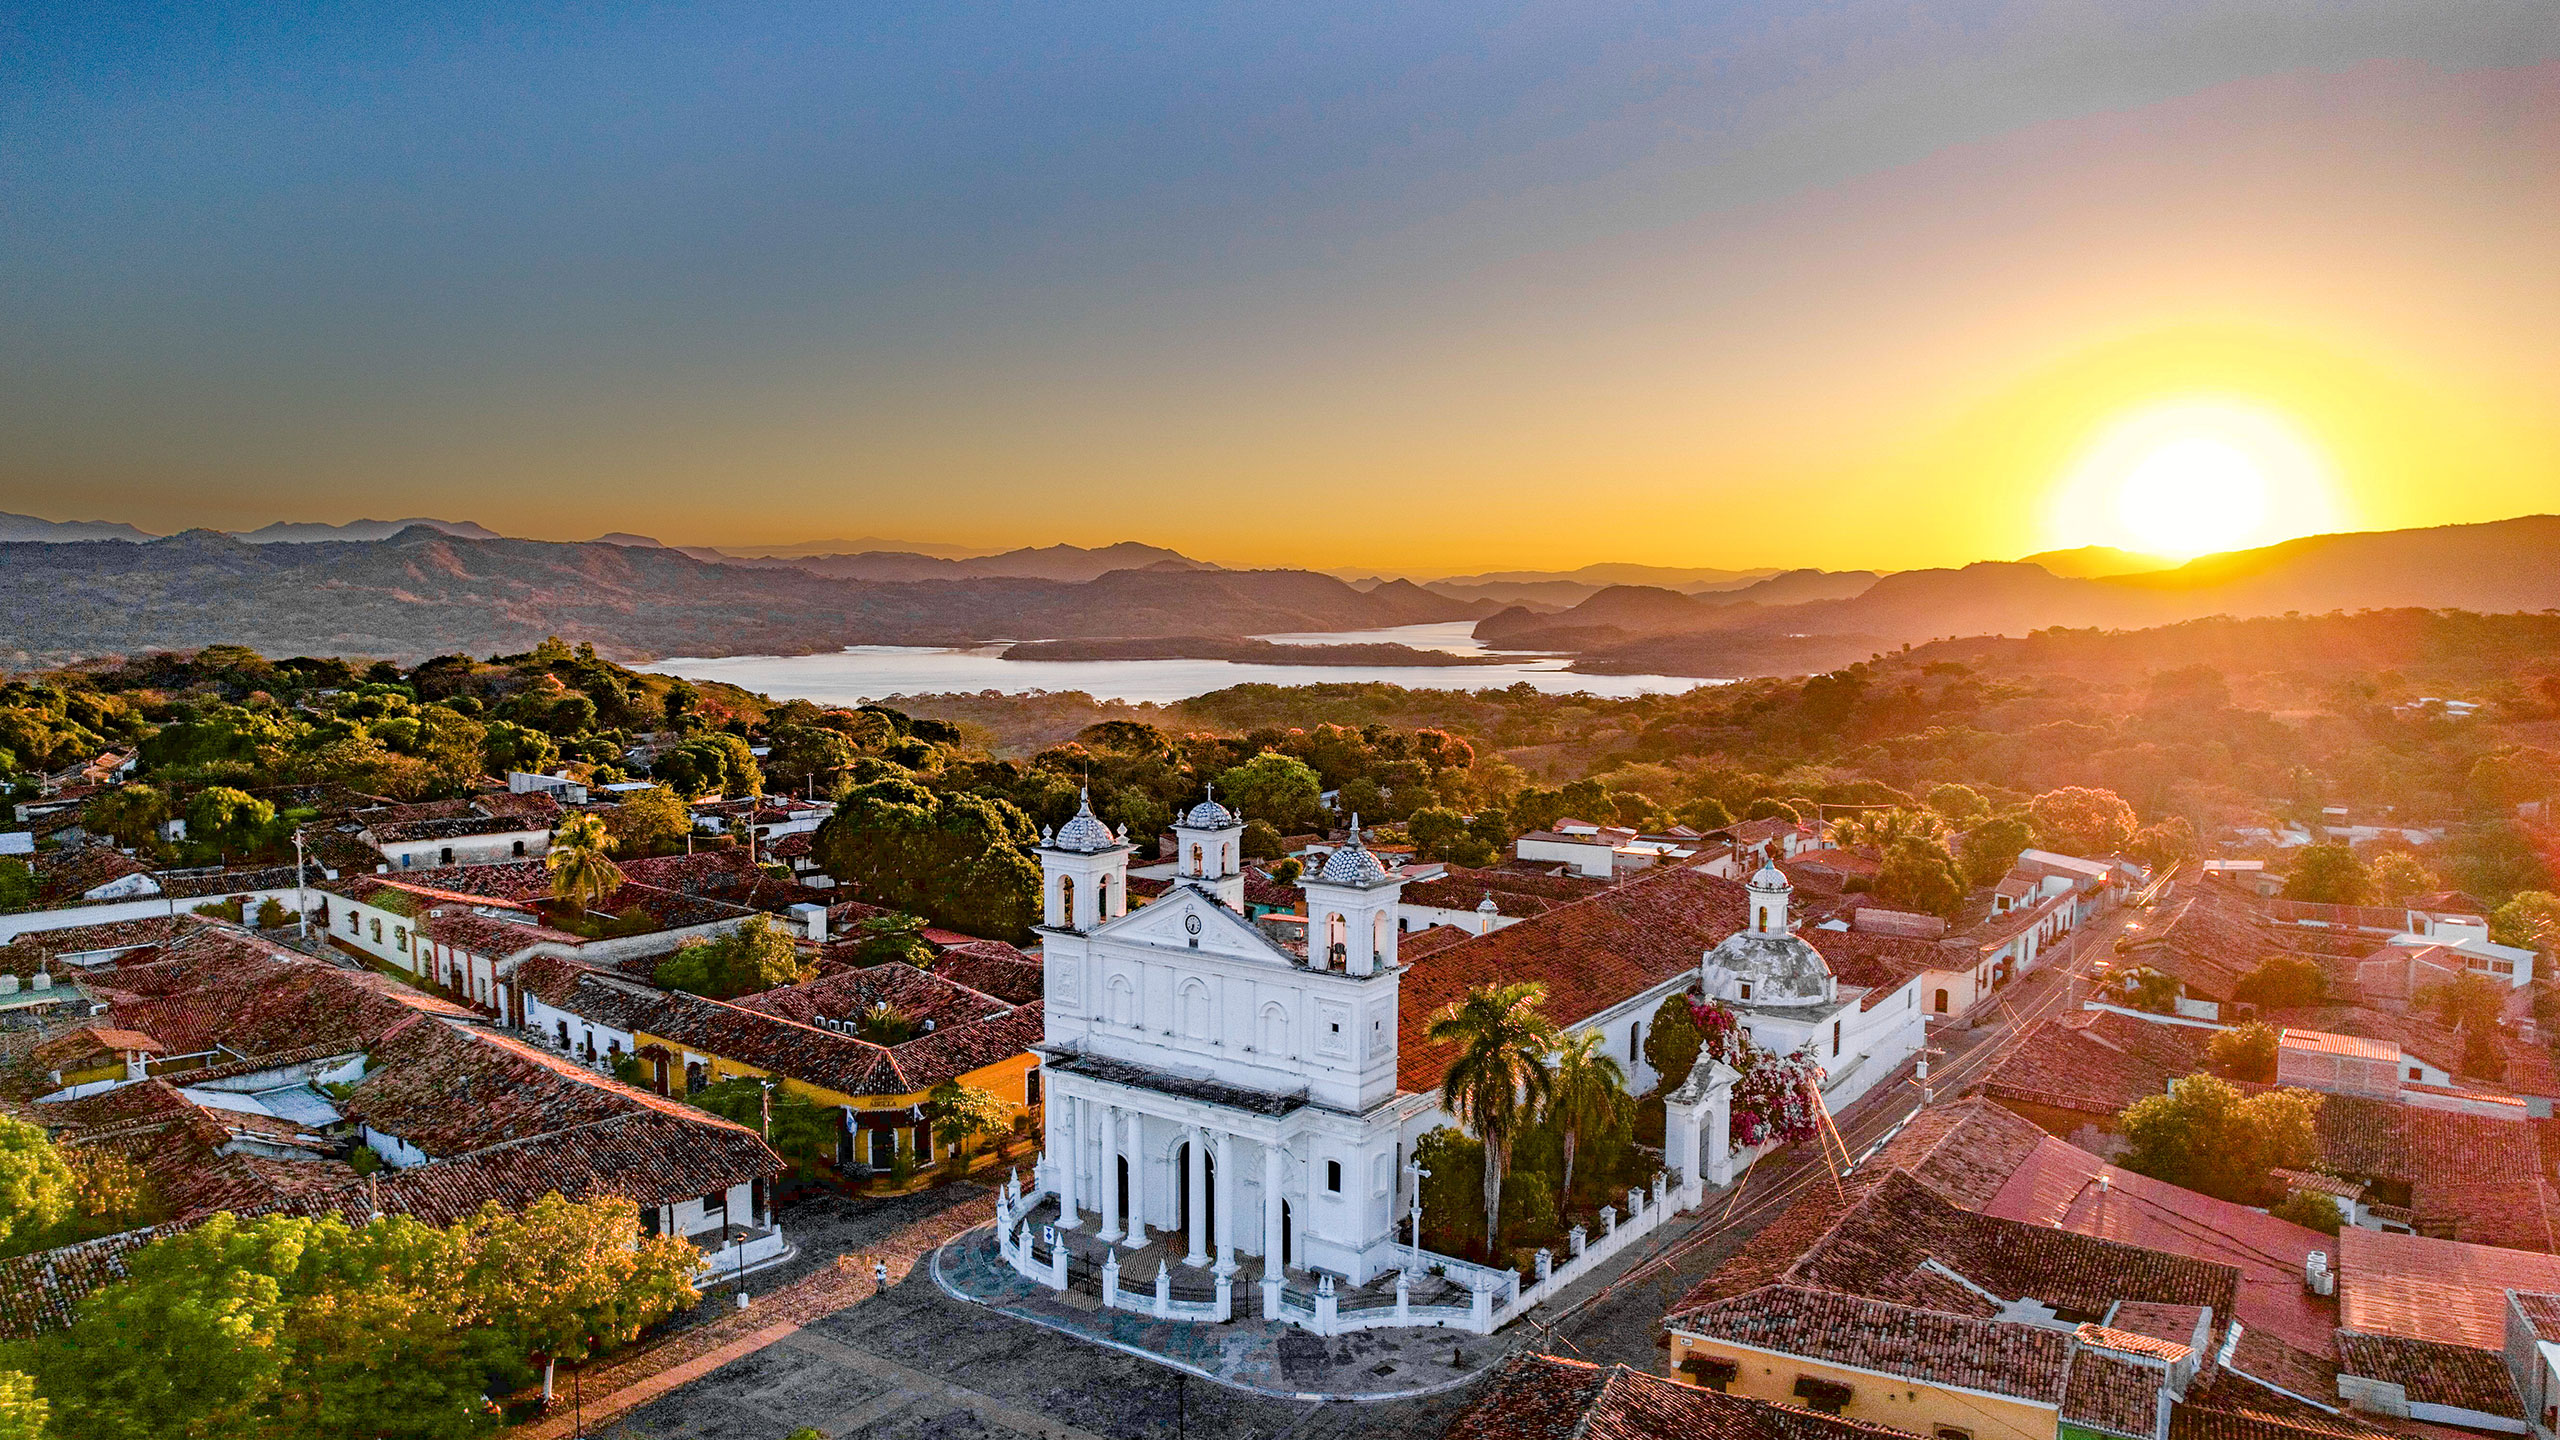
(1, 512, 2553, 676)
(0, 512, 156, 543)
(1536, 516, 2560, 677)
(0, 527, 1488, 665)
(688, 540, 1216, 584)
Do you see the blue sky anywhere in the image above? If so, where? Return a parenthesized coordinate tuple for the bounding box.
(5, 1, 2556, 568)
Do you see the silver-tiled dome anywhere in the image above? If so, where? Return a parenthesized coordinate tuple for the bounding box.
(1182, 797, 1237, 829)
(1313, 817, 1388, 886)
(1052, 788, 1118, 852)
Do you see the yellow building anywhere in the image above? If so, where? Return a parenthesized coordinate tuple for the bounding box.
(1660, 1167, 2226, 1440)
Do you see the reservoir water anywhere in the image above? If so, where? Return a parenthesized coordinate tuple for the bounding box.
(639, 623, 1723, 705)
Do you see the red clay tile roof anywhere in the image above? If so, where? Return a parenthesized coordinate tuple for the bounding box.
(1675, 1284, 2077, 1403)
(1448, 1354, 1932, 1440)
(1397, 865, 1744, 1092)
(2258, 1004, 2559, 1099)
(519, 958, 1039, 1099)
(1863, 1097, 2049, 1210)
(1982, 1138, 2333, 1358)
(0, 916, 184, 975)
(1802, 928, 1936, 1011)
(927, 942, 1044, 1005)
(2336, 1225, 2560, 1349)
(1977, 1016, 2193, 1118)
(2063, 1346, 2171, 1437)
(1398, 863, 1610, 919)
(2333, 1333, 2521, 1417)
(2170, 1366, 2401, 1440)
(734, 963, 1009, 1031)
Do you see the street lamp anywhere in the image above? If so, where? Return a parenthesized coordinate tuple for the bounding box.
(1405, 1157, 1430, 1266)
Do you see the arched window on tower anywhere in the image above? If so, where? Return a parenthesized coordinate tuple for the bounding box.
(1756, 906, 1770, 932)
(1058, 874, 1076, 927)
(1220, 843, 1232, 874)
(1190, 843, 1204, 876)
(1097, 872, 1113, 918)
(1325, 913, 1347, 970)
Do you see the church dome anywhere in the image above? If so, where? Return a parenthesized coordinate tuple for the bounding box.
(1182, 796, 1237, 829)
(1052, 788, 1118, 853)
(1701, 927, 1833, 1008)
(1313, 818, 1388, 886)
(1749, 861, 1791, 892)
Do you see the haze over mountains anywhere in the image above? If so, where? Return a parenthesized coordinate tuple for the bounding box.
(0, 511, 2552, 678)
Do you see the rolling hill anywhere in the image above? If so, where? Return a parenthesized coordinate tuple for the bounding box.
(0, 528, 1484, 665)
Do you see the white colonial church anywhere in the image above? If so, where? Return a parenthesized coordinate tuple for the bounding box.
(1011, 791, 1926, 1334)
(1035, 790, 1432, 1285)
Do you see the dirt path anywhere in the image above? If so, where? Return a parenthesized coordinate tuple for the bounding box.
(508, 1191, 995, 1438)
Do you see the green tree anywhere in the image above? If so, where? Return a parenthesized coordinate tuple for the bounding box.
(2118, 1075, 2320, 1204)
(1427, 981, 1558, 1258)
(1412, 1126, 1486, 1254)
(2267, 1189, 2344, 1236)
(767, 726, 857, 794)
(22, 1210, 523, 1440)
(0, 860, 32, 914)
(654, 914, 810, 999)
(1216, 752, 1324, 834)
(927, 1081, 1009, 1172)
(2230, 953, 2325, 1010)
(603, 785, 693, 857)
(1546, 1030, 1629, 1212)
(811, 779, 1039, 941)
(184, 786, 278, 853)
(852, 913, 933, 968)
(1957, 814, 2034, 887)
(2028, 787, 2138, 857)
(83, 783, 169, 849)
(1924, 784, 1990, 824)
(467, 1194, 701, 1406)
(2283, 844, 2373, 905)
(2129, 817, 2198, 871)
(2369, 852, 2437, 906)
(1828, 807, 1947, 853)
(2207, 1021, 2280, 1083)
(546, 812, 624, 912)
(1873, 836, 1966, 917)
(0, 1371, 45, 1440)
(0, 1118, 75, 1259)
(1641, 993, 1702, 1094)
(2490, 891, 2560, 953)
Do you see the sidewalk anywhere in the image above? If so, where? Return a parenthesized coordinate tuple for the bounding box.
(931, 1225, 1507, 1402)
(507, 1191, 994, 1438)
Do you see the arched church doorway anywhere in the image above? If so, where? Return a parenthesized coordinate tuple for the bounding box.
(1280, 1200, 1293, 1270)
(1116, 1155, 1130, 1228)
(1174, 1143, 1216, 1251)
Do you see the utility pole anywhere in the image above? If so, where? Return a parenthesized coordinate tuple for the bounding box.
(293, 826, 309, 940)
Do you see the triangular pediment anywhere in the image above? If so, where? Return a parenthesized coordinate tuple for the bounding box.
(1092, 883, 1297, 965)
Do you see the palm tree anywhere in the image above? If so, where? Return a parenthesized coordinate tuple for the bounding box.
(1548, 1029, 1629, 1215)
(547, 812, 624, 913)
(1428, 980, 1559, 1258)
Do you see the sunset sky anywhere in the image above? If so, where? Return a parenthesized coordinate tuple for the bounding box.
(4, 2, 2556, 573)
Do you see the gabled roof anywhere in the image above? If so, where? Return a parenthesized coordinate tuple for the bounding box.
(1447, 1354, 1931, 1440)
(2336, 1226, 2560, 1350)
(1398, 865, 1746, 1092)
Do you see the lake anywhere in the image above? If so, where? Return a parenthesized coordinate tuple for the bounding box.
(638, 623, 1725, 705)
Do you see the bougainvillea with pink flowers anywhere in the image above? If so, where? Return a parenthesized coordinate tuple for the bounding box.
(1729, 1046, 1828, 1151)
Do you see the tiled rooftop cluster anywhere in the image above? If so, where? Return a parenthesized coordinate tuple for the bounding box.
(0, 924, 780, 1338)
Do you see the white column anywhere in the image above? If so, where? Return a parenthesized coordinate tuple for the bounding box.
(1213, 1129, 1236, 1274)
(1061, 1093, 1084, 1225)
(1098, 1103, 1123, 1242)
(1261, 1142, 1285, 1270)
(1184, 1126, 1209, 1266)
(1125, 1108, 1147, 1239)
